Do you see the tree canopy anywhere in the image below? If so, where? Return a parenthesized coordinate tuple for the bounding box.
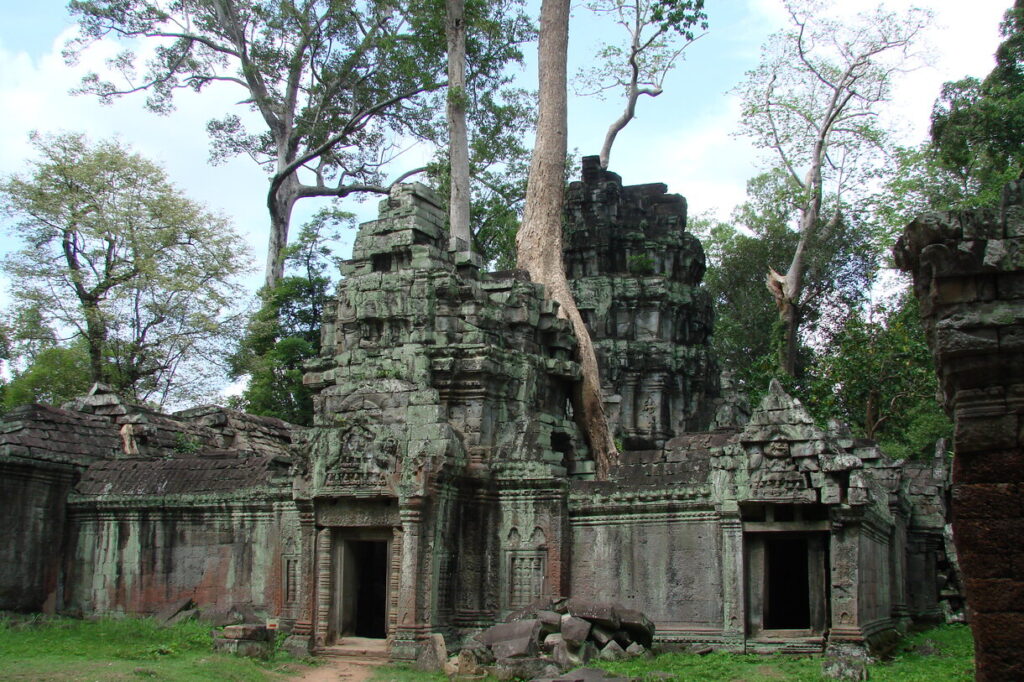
(67, 0, 533, 286)
(0, 133, 250, 408)
(734, 0, 930, 375)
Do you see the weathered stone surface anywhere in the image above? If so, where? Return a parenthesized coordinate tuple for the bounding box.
(491, 637, 539, 661)
(566, 600, 619, 630)
(415, 633, 447, 671)
(281, 635, 311, 658)
(212, 636, 273, 659)
(560, 615, 592, 646)
(221, 624, 272, 641)
(821, 643, 871, 681)
(476, 619, 543, 647)
(599, 640, 626, 661)
(493, 657, 560, 681)
(896, 179, 1024, 680)
(616, 607, 654, 648)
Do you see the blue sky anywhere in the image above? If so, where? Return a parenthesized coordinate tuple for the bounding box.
(0, 0, 1013, 284)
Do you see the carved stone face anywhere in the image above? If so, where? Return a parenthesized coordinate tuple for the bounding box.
(765, 441, 790, 458)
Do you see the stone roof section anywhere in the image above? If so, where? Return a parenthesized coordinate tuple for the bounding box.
(74, 452, 293, 497)
(0, 403, 121, 468)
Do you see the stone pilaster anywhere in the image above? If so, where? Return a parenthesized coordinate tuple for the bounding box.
(896, 181, 1024, 681)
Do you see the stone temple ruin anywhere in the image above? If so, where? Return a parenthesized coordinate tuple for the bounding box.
(1, 157, 957, 664)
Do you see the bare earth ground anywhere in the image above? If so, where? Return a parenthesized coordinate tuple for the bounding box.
(293, 658, 380, 682)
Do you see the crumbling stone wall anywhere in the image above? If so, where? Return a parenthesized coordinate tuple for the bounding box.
(565, 156, 718, 450)
(0, 404, 119, 612)
(896, 182, 1024, 680)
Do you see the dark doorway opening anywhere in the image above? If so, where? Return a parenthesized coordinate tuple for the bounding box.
(765, 536, 810, 629)
(331, 533, 390, 642)
(351, 541, 388, 637)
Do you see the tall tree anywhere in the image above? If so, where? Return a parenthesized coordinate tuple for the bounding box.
(67, 0, 532, 287)
(735, 0, 929, 376)
(693, 168, 877, 389)
(0, 133, 249, 408)
(447, 0, 472, 254)
(930, 1, 1024, 194)
(518, 0, 617, 478)
(229, 212, 344, 425)
(577, 0, 707, 169)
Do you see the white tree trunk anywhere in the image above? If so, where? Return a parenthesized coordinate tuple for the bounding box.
(447, 0, 471, 254)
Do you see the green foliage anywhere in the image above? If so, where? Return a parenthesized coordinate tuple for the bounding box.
(0, 615, 305, 680)
(67, 0, 535, 282)
(693, 168, 878, 388)
(230, 213, 347, 425)
(931, 2, 1024, 197)
(0, 132, 250, 409)
(627, 254, 656, 275)
(3, 342, 93, 411)
(805, 292, 951, 459)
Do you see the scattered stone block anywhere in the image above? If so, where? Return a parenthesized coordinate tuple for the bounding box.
(822, 643, 871, 681)
(625, 642, 648, 658)
(281, 634, 311, 658)
(415, 633, 447, 671)
(491, 636, 538, 661)
(567, 599, 620, 630)
(560, 615, 591, 646)
(599, 640, 626, 661)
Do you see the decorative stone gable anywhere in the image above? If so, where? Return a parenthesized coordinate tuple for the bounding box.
(564, 156, 718, 450)
(712, 380, 897, 512)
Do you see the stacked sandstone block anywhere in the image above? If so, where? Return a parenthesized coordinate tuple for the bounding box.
(896, 181, 1024, 681)
(464, 598, 654, 678)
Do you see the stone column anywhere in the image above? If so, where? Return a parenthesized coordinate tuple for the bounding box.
(828, 516, 863, 643)
(895, 182, 1024, 681)
(719, 512, 745, 650)
(391, 500, 430, 662)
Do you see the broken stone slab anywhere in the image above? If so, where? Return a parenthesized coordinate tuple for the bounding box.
(551, 639, 580, 670)
(560, 615, 592, 647)
(538, 610, 563, 633)
(153, 596, 195, 626)
(476, 618, 543, 647)
(491, 636, 539, 660)
(165, 608, 197, 626)
(281, 634, 312, 658)
(212, 636, 272, 659)
(542, 632, 564, 653)
(493, 657, 561, 681)
(415, 633, 448, 671)
(220, 624, 272, 641)
(566, 599, 620, 630)
(599, 640, 626, 661)
(616, 607, 655, 647)
(625, 642, 649, 658)
(589, 623, 615, 647)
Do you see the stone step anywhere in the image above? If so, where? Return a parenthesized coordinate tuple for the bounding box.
(318, 637, 390, 661)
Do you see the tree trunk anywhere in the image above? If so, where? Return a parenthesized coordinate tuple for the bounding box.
(446, 0, 472, 254)
(265, 174, 300, 288)
(518, 0, 618, 478)
(82, 301, 107, 387)
(766, 163, 821, 377)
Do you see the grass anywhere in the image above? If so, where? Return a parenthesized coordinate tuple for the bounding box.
(0, 613, 314, 681)
(0, 615, 973, 682)
(371, 624, 974, 682)
(591, 624, 975, 682)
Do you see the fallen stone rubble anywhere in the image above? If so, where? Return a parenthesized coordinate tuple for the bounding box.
(456, 599, 655, 680)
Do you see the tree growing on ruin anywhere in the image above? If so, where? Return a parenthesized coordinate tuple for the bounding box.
(578, 0, 707, 169)
(518, 0, 618, 477)
(67, 0, 532, 287)
(0, 133, 250, 408)
(735, 0, 930, 376)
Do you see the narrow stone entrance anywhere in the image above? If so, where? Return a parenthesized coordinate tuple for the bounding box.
(330, 531, 390, 642)
(764, 536, 810, 629)
(744, 508, 830, 640)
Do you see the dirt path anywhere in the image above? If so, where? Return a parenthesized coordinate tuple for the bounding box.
(291, 658, 381, 682)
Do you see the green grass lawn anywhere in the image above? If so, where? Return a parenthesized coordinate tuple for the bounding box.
(373, 624, 974, 682)
(0, 615, 972, 682)
(0, 614, 314, 681)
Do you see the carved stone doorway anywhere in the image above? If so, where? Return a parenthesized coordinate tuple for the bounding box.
(330, 530, 391, 642)
(745, 531, 829, 638)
